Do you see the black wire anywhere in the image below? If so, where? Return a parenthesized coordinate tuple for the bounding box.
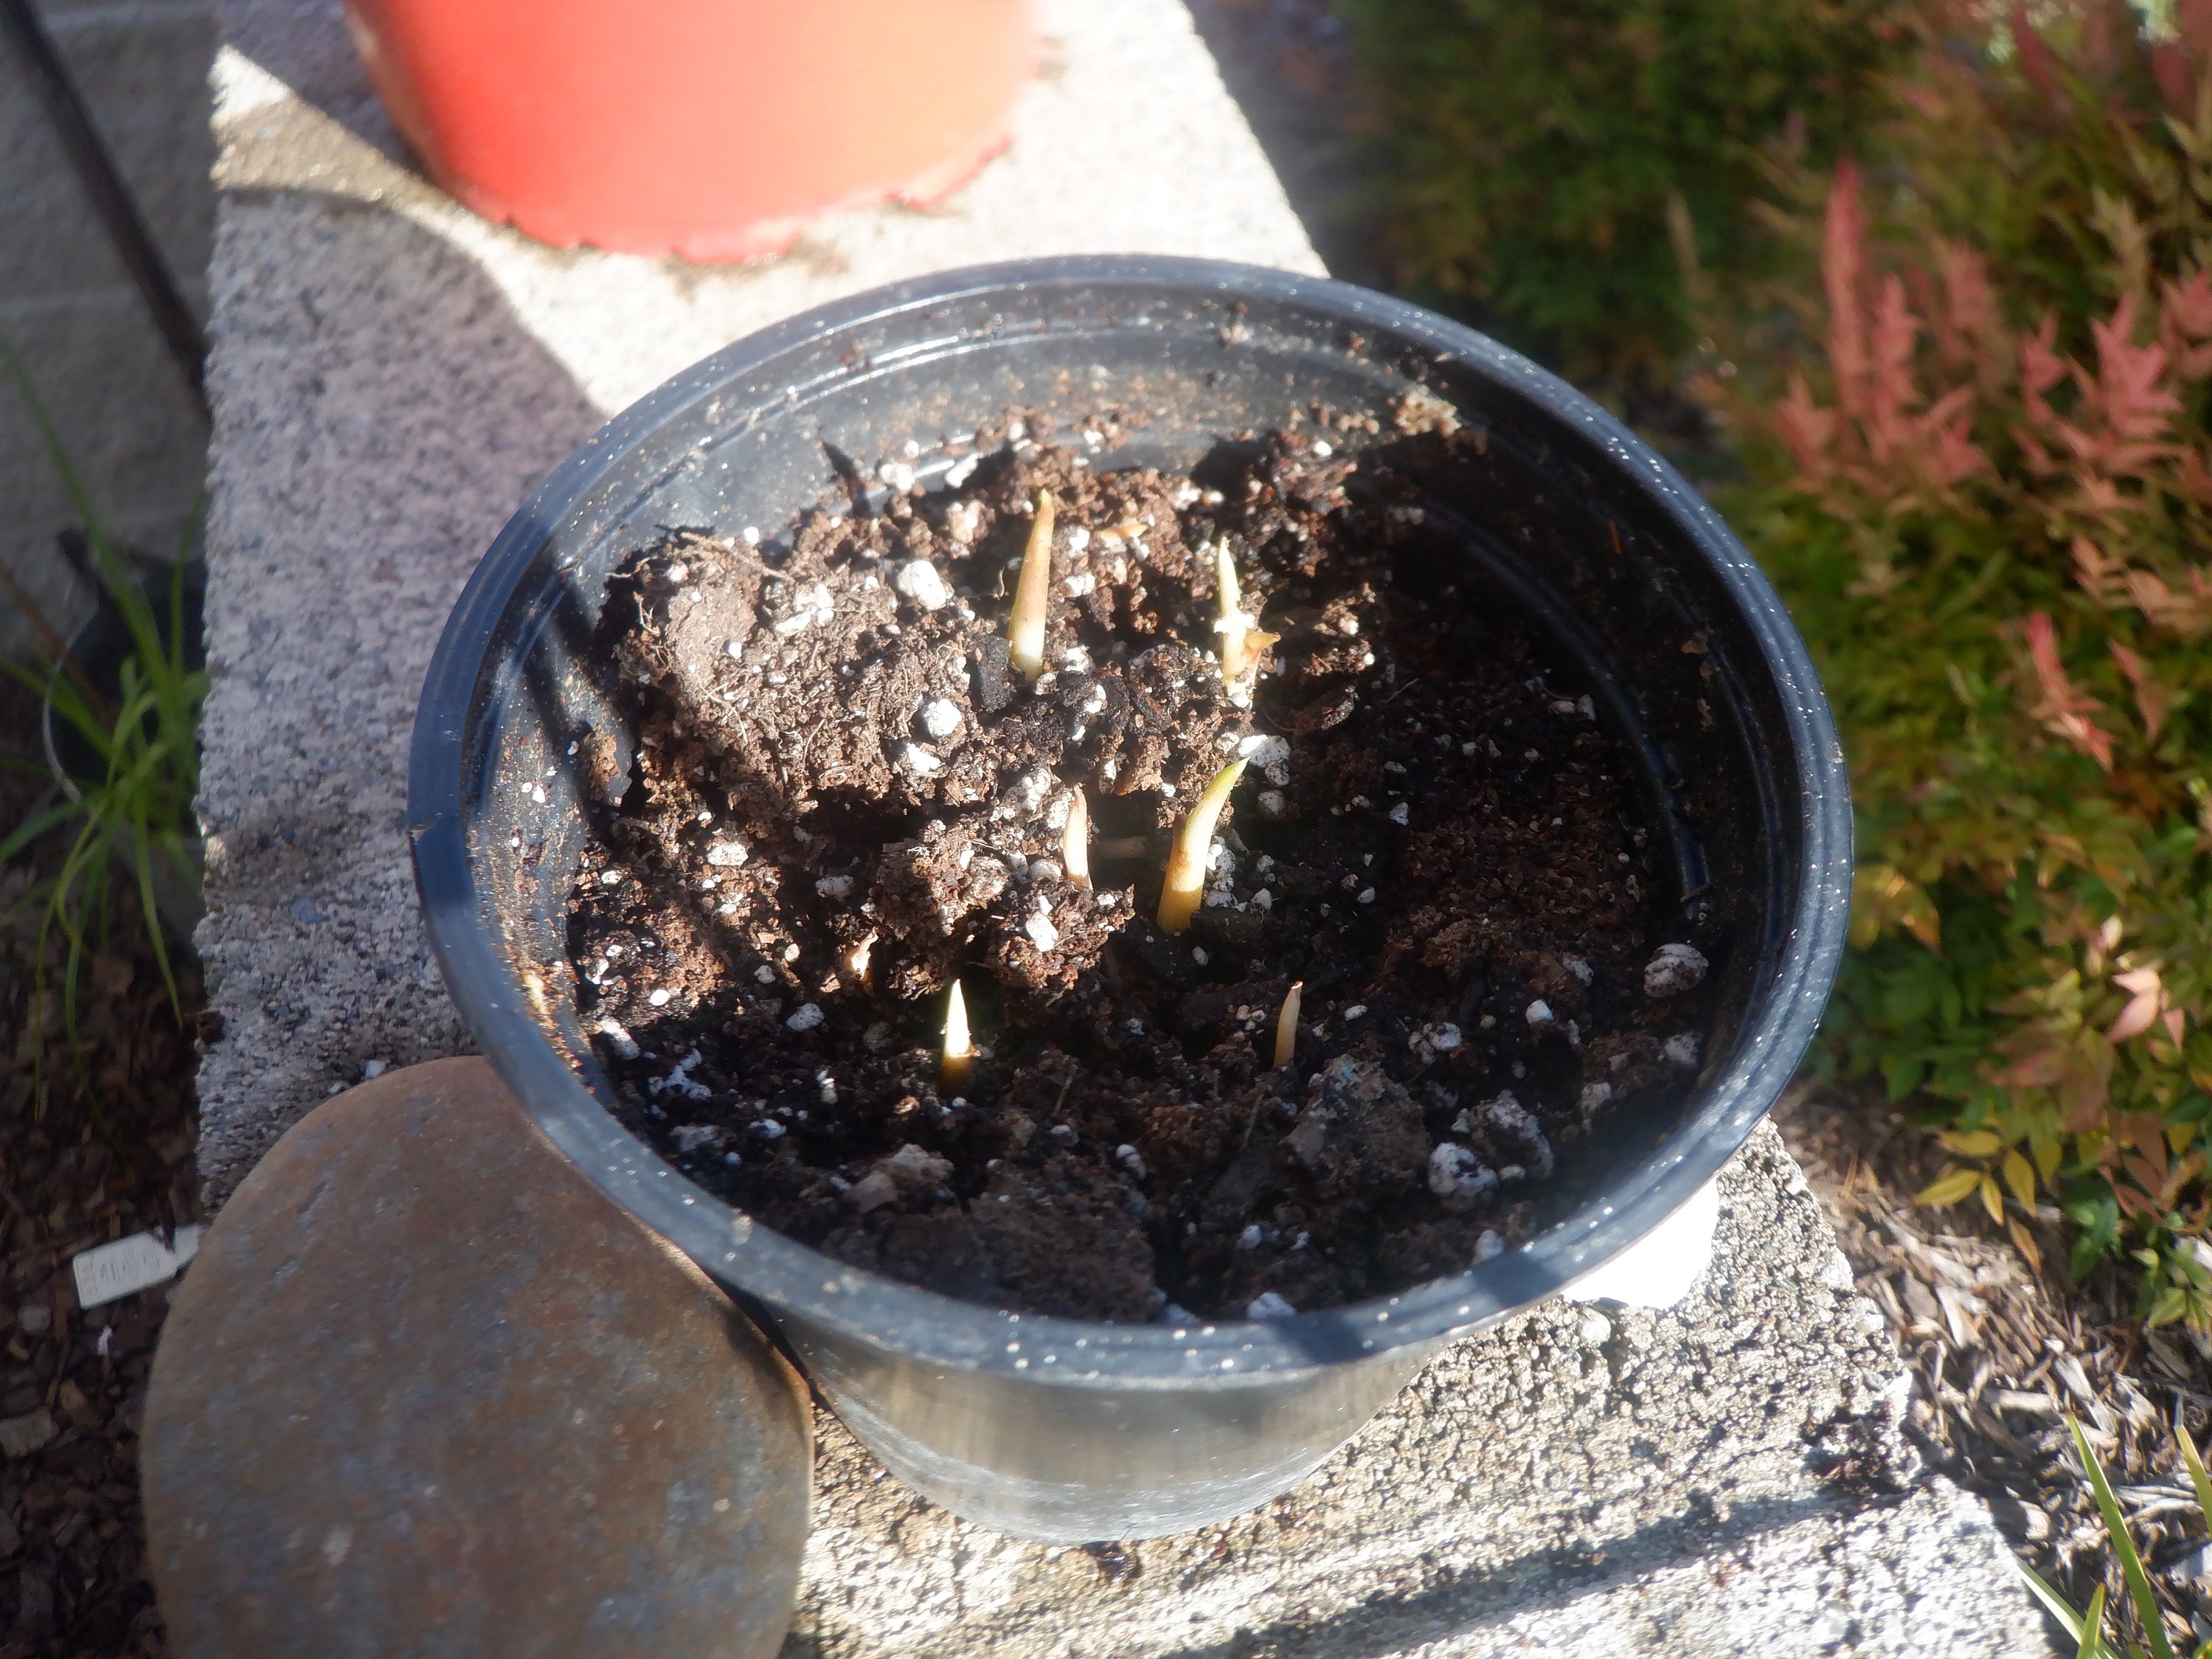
(0, 0, 209, 418)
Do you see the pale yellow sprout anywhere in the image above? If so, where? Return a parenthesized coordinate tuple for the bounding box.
(1157, 760, 1247, 934)
(1213, 541, 1280, 685)
(1064, 786, 1091, 888)
(941, 978, 974, 1091)
(1273, 981, 1303, 1070)
(1008, 490, 1055, 681)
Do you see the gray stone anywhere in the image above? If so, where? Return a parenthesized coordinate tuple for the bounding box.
(142, 1058, 812, 1659)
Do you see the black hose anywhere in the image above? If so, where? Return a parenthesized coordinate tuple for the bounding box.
(0, 0, 209, 418)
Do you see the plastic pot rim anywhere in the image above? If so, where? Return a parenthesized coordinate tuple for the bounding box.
(408, 254, 1851, 1388)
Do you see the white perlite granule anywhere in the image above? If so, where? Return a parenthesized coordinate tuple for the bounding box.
(1426, 1143, 1499, 1202)
(918, 698, 963, 740)
(895, 559, 952, 611)
(1024, 900, 1060, 953)
(786, 1003, 825, 1032)
(1246, 1292, 1297, 1320)
(1644, 942, 1710, 997)
(705, 839, 749, 867)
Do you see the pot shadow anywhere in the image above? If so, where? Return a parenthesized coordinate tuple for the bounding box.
(1123, 1487, 1891, 1659)
(196, 185, 601, 1191)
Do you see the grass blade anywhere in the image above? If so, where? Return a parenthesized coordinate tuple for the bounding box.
(2008, 1549, 2087, 1643)
(2177, 1424, 2212, 1528)
(2069, 1416, 2176, 1659)
(2077, 1584, 2105, 1659)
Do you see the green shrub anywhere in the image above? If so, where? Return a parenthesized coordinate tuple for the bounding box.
(1719, 0, 2212, 1323)
(1342, 0, 1917, 387)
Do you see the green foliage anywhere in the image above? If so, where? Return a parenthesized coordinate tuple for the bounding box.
(1716, 1, 2212, 1321)
(0, 337, 205, 1072)
(1340, 0, 1917, 386)
(2009, 1416, 2208, 1657)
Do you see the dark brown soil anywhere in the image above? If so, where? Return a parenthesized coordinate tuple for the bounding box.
(0, 679, 199, 1659)
(566, 413, 1718, 1322)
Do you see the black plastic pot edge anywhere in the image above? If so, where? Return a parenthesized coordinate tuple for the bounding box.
(409, 255, 1851, 1392)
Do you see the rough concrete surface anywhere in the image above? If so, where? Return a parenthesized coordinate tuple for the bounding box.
(784, 1126, 2040, 1658)
(0, 0, 214, 658)
(144, 1058, 811, 1659)
(190, 3, 2041, 1650)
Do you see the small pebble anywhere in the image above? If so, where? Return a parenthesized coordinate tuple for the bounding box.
(1342, 1004, 1367, 1020)
(648, 988, 673, 1007)
(1525, 1000, 1554, 1026)
(754, 965, 777, 984)
(786, 1003, 825, 1032)
(361, 1059, 388, 1080)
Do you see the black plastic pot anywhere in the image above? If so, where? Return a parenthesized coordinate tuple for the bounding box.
(408, 257, 1850, 1543)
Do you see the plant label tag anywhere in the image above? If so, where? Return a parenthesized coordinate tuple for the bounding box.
(72, 1226, 202, 1310)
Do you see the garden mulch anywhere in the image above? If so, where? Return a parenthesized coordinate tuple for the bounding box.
(0, 677, 200, 1659)
(1778, 1079, 2212, 1650)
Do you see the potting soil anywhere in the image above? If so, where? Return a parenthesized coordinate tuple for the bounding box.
(564, 412, 1717, 1321)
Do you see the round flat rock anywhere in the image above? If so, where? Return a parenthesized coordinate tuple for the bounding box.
(143, 1056, 810, 1658)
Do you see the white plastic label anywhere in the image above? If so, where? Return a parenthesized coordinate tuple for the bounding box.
(72, 1226, 201, 1310)
(1561, 1178, 1721, 1310)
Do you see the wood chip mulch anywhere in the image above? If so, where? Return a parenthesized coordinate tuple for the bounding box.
(1777, 1080, 2212, 1652)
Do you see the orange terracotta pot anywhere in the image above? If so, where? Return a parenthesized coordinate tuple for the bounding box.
(341, 0, 1034, 260)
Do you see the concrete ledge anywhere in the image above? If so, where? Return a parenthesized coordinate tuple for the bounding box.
(190, 5, 2038, 1649)
(786, 1124, 2037, 1656)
